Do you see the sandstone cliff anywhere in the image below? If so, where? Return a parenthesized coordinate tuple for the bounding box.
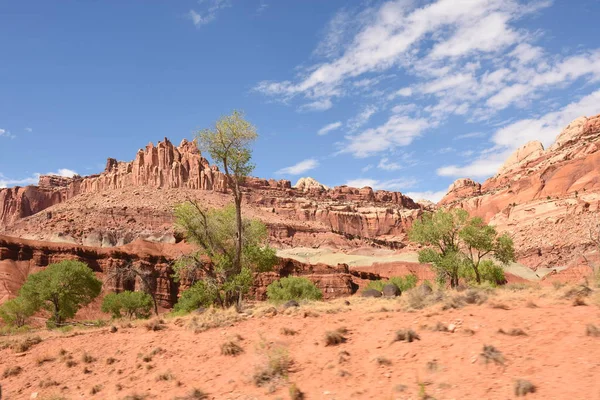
(0, 138, 421, 248)
(440, 114, 600, 268)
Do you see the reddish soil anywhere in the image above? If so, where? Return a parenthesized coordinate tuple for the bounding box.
(1, 288, 599, 400)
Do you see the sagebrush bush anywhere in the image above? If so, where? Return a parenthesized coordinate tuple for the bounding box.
(266, 277, 322, 304)
(101, 291, 153, 319)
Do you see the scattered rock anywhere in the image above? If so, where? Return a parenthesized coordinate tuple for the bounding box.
(382, 284, 401, 297)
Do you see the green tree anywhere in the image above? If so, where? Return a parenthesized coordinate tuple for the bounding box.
(104, 262, 160, 316)
(266, 276, 323, 304)
(174, 203, 277, 308)
(409, 209, 515, 287)
(197, 110, 257, 277)
(101, 291, 153, 319)
(0, 297, 36, 327)
(19, 260, 102, 325)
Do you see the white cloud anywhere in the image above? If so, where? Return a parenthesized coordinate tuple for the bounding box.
(318, 121, 342, 136)
(256, 1, 268, 14)
(24, 127, 32, 132)
(347, 105, 377, 131)
(437, 88, 600, 179)
(405, 190, 447, 203)
(454, 131, 485, 140)
(276, 159, 319, 175)
(377, 157, 402, 171)
(361, 164, 373, 172)
(299, 98, 333, 112)
(345, 177, 417, 191)
(188, 0, 231, 27)
(341, 114, 430, 158)
(48, 168, 78, 178)
(0, 129, 15, 139)
(0, 168, 79, 189)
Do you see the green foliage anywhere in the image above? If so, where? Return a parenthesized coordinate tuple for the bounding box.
(197, 110, 257, 184)
(0, 297, 36, 327)
(266, 276, 323, 304)
(173, 203, 277, 308)
(173, 280, 216, 313)
(365, 274, 418, 293)
(19, 260, 102, 325)
(409, 209, 515, 287)
(101, 291, 153, 319)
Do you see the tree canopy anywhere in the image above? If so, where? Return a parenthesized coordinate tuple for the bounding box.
(18, 260, 102, 325)
(173, 202, 277, 308)
(409, 209, 515, 287)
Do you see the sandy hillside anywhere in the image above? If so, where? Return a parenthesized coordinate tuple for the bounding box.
(1, 285, 600, 400)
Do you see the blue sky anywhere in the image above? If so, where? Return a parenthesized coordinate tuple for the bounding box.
(1, 0, 599, 202)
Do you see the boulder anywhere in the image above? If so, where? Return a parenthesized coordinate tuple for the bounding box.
(382, 283, 401, 297)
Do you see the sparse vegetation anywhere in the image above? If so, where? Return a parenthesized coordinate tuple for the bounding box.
(252, 346, 292, 387)
(220, 340, 244, 356)
(174, 388, 209, 400)
(586, 324, 600, 337)
(498, 328, 527, 336)
(156, 371, 175, 381)
(289, 383, 305, 400)
(514, 379, 536, 396)
(480, 345, 505, 365)
(325, 328, 348, 346)
(145, 319, 166, 331)
(101, 291, 153, 319)
(36, 354, 56, 365)
(82, 352, 96, 364)
(90, 384, 103, 395)
(3, 365, 22, 378)
(266, 276, 323, 304)
(375, 356, 392, 366)
(281, 327, 299, 336)
(366, 274, 418, 293)
(393, 329, 420, 343)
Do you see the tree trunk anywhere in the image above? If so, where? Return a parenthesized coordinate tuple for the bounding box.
(234, 193, 243, 274)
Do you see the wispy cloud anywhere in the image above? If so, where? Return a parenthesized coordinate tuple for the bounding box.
(189, 0, 231, 27)
(276, 159, 319, 175)
(256, 1, 268, 15)
(454, 131, 485, 140)
(0, 168, 78, 189)
(405, 190, 447, 203)
(347, 105, 377, 132)
(24, 127, 32, 133)
(318, 121, 342, 136)
(344, 177, 417, 191)
(0, 129, 15, 139)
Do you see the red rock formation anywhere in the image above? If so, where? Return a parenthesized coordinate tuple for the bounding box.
(0, 138, 421, 248)
(439, 114, 600, 268)
(0, 234, 357, 305)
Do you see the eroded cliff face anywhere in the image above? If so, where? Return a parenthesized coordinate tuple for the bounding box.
(0, 235, 355, 305)
(0, 138, 421, 248)
(440, 114, 600, 268)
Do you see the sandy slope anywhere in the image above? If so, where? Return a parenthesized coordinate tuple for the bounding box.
(1, 286, 600, 400)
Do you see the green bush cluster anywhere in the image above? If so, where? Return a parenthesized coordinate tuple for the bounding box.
(101, 291, 153, 319)
(266, 276, 323, 304)
(365, 274, 418, 292)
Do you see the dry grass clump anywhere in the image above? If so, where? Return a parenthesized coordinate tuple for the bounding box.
(498, 328, 527, 336)
(187, 307, 243, 333)
(586, 324, 600, 337)
(281, 327, 299, 336)
(36, 354, 56, 366)
(393, 329, 420, 343)
(156, 371, 175, 381)
(106, 357, 118, 365)
(525, 300, 538, 308)
(220, 340, 244, 356)
(480, 345, 505, 365)
(82, 352, 96, 364)
(564, 284, 593, 299)
(514, 379, 536, 396)
(289, 383, 305, 400)
(573, 297, 587, 306)
(90, 384, 103, 395)
(3, 365, 22, 378)
(10, 335, 42, 353)
(145, 319, 166, 331)
(325, 327, 348, 346)
(252, 346, 292, 387)
(173, 388, 209, 400)
(405, 288, 444, 310)
(489, 302, 510, 310)
(426, 359, 439, 372)
(375, 356, 392, 366)
(430, 322, 449, 332)
(39, 378, 60, 388)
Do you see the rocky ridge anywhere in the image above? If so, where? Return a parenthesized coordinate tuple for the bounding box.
(440, 114, 600, 268)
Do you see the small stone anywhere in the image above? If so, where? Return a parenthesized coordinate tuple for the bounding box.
(448, 324, 456, 332)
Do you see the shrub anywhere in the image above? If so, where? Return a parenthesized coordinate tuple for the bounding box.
(173, 281, 216, 314)
(325, 329, 347, 346)
(0, 297, 36, 327)
(515, 380, 536, 396)
(101, 291, 153, 319)
(366, 274, 418, 293)
(220, 341, 243, 356)
(252, 346, 291, 386)
(393, 329, 420, 343)
(266, 277, 322, 304)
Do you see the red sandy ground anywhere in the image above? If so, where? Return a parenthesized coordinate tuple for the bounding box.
(1, 288, 600, 400)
